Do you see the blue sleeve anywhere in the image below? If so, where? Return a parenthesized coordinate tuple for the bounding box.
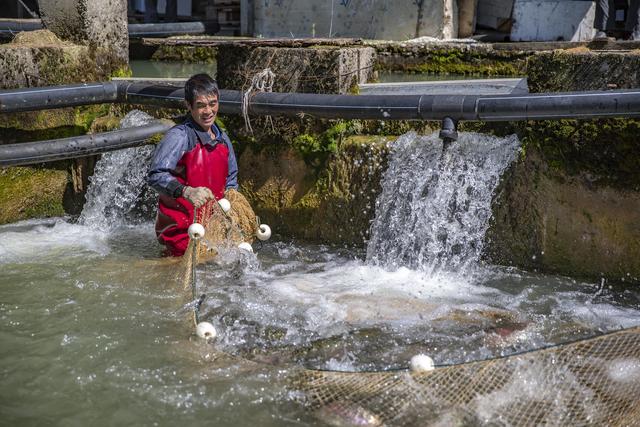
(147, 126, 189, 198)
(223, 133, 239, 190)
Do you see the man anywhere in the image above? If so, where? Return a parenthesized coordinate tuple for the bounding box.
(147, 73, 238, 256)
(594, 0, 640, 40)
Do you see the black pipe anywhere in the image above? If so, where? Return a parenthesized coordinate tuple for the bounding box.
(115, 84, 640, 121)
(439, 117, 458, 144)
(2, 81, 640, 122)
(0, 19, 41, 35)
(0, 82, 119, 114)
(0, 120, 172, 167)
(2, 81, 639, 166)
(0, 20, 219, 38)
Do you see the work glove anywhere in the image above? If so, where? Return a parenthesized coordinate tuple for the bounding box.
(182, 186, 214, 208)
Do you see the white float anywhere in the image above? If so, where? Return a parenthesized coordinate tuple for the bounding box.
(218, 198, 231, 213)
(196, 321, 217, 340)
(256, 224, 272, 241)
(188, 223, 205, 239)
(237, 242, 254, 253)
(409, 354, 435, 373)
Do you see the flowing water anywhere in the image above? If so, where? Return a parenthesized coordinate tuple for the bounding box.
(2, 121, 639, 426)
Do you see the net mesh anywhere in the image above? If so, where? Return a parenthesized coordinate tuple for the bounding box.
(177, 196, 640, 427)
(177, 188, 258, 292)
(290, 326, 640, 426)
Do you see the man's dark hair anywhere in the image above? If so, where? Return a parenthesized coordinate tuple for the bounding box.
(184, 73, 219, 106)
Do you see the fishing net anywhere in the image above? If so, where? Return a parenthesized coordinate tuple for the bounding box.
(291, 326, 640, 426)
(177, 197, 640, 426)
(177, 189, 258, 292)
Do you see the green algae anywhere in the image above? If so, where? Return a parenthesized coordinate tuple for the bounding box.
(152, 45, 218, 63)
(375, 46, 527, 76)
(0, 166, 68, 224)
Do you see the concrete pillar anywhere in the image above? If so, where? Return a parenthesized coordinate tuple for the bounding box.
(38, 0, 128, 70)
(458, 0, 478, 38)
(240, 0, 254, 36)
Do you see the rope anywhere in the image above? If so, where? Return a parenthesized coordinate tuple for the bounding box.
(241, 68, 275, 134)
(190, 206, 203, 326)
(190, 236, 199, 326)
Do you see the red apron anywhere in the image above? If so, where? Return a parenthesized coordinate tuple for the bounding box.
(155, 141, 229, 256)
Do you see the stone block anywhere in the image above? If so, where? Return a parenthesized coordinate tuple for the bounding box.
(0, 30, 100, 89)
(484, 50, 640, 283)
(38, 0, 128, 69)
(511, 0, 596, 41)
(216, 45, 376, 94)
(527, 50, 640, 91)
(0, 166, 68, 225)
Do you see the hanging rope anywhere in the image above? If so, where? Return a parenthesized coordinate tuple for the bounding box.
(241, 68, 275, 134)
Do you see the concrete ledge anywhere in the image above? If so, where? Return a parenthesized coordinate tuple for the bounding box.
(359, 78, 529, 95)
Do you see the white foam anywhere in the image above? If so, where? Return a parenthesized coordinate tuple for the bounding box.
(608, 358, 640, 383)
(0, 218, 110, 264)
(239, 261, 509, 333)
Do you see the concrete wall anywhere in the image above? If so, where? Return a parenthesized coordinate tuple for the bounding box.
(510, 0, 596, 41)
(241, 0, 457, 40)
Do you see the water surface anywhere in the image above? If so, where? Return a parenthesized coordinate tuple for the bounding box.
(2, 123, 639, 425)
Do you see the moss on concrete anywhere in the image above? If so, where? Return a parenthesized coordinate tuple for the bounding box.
(0, 166, 68, 224)
(374, 43, 527, 76)
(485, 147, 640, 284)
(527, 50, 640, 92)
(518, 119, 640, 191)
(1, 29, 128, 89)
(240, 135, 391, 245)
(0, 105, 113, 144)
(152, 45, 217, 62)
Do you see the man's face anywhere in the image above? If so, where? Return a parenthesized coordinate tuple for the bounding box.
(187, 93, 219, 131)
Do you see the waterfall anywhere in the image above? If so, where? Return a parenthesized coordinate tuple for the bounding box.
(366, 131, 520, 273)
(78, 110, 158, 230)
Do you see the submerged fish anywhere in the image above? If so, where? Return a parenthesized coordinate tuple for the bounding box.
(315, 401, 383, 427)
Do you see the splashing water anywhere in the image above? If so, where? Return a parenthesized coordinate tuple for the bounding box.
(78, 110, 158, 230)
(366, 131, 520, 273)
